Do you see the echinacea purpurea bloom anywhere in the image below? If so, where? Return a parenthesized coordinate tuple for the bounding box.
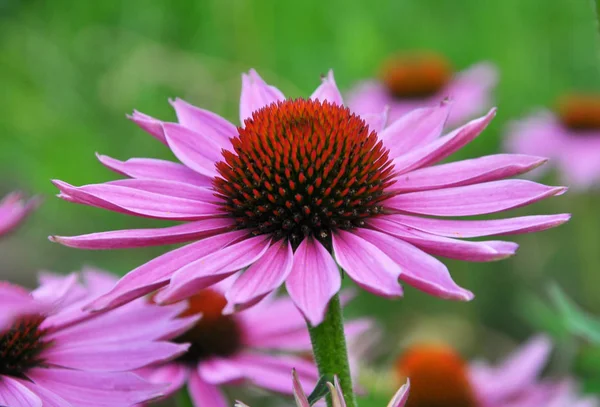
(51, 69, 568, 325)
(0, 192, 38, 238)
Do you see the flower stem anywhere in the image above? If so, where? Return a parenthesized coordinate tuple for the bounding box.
(308, 293, 357, 407)
(175, 388, 194, 407)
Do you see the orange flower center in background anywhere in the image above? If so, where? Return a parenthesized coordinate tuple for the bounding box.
(395, 344, 478, 407)
(380, 53, 453, 99)
(0, 315, 48, 378)
(557, 94, 600, 131)
(173, 289, 243, 364)
(214, 99, 395, 249)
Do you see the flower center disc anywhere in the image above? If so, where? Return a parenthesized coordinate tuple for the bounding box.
(380, 53, 452, 99)
(395, 344, 478, 407)
(173, 289, 243, 364)
(214, 98, 395, 248)
(557, 94, 600, 131)
(0, 316, 47, 378)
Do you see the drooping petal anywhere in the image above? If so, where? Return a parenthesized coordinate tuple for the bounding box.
(331, 230, 403, 297)
(370, 218, 518, 262)
(310, 70, 344, 106)
(355, 228, 473, 300)
(88, 230, 246, 311)
(225, 239, 294, 312)
(361, 108, 389, 134)
(17, 380, 72, 407)
(286, 237, 341, 325)
(128, 111, 168, 145)
(392, 108, 496, 174)
(197, 358, 244, 385)
(385, 180, 567, 217)
(170, 97, 237, 147)
(53, 180, 221, 221)
(379, 101, 450, 157)
(240, 69, 285, 123)
(188, 371, 229, 407)
(0, 283, 46, 333)
(162, 122, 223, 177)
(97, 154, 212, 187)
(0, 193, 39, 237)
(0, 376, 42, 407)
(386, 213, 571, 238)
(50, 218, 235, 249)
(155, 235, 272, 304)
(391, 154, 548, 193)
(135, 364, 188, 399)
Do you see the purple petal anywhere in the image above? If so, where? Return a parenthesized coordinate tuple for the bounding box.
(155, 235, 272, 304)
(386, 213, 571, 238)
(355, 228, 473, 300)
(198, 358, 244, 385)
(310, 70, 344, 106)
(391, 154, 548, 193)
(240, 69, 285, 123)
(0, 283, 46, 333)
(188, 371, 229, 407)
(380, 101, 450, 158)
(163, 122, 223, 178)
(0, 193, 39, 238)
(135, 364, 188, 399)
(0, 376, 42, 407)
(53, 180, 221, 220)
(128, 110, 168, 145)
(225, 240, 294, 312)
(370, 218, 518, 262)
(88, 230, 246, 311)
(385, 180, 567, 216)
(50, 218, 235, 250)
(393, 108, 496, 174)
(17, 380, 72, 407)
(170, 97, 237, 148)
(388, 380, 410, 407)
(331, 230, 403, 298)
(97, 154, 212, 187)
(104, 178, 219, 203)
(361, 108, 389, 134)
(286, 237, 341, 325)
(292, 369, 311, 407)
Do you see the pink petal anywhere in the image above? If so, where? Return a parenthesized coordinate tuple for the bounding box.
(188, 371, 228, 407)
(53, 180, 221, 220)
(354, 228, 473, 300)
(331, 230, 403, 298)
(170, 97, 237, 148)
(286, 237, 341, 325)
(0, 283, 45, 333)
(27, 368, 164, 407)
(310, 70, 344, 106)
(380, 101, 450, 158)
(50, 218, 235, 249)
(155, 235, 272, 304)
(292, 369, 311, 407)
(385, 180, 567, 216)
(135, 364, 188, 399)
(128, 111, 168, 145)
(386, 213, 571, 238)
(96, 154, 212, 187)
(388, 380, 410, 407)
(163, 122, 223, 178)
(391, 154, 548, 193)
(88, 230, 246, 311)
(361, 108, 389, 134)
(17, 380, 72, 407)
(240, 69, 285, 123)
(370, 218, 518, 262)
(0, 376, 42, 407)
(392, 108, 496, 174)
(225, 240, 294, 312)
(198, 358, 244, 385)
(0, 193, 39, 237)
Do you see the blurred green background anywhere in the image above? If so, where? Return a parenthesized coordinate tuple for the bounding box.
(1, 0, 599, 404)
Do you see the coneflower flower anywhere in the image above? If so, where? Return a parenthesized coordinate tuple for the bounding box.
(394, 336, 597, 407)
(52, 69, 567, 324)
(0, 269, 193, 406)
(235, 370, 410, 407)
(506, 93, 600, 190)
(0, 192, 38, 238)
(347, 52, 497, 127)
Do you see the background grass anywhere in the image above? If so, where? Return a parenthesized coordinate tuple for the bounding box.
(1, 0, 599, 404)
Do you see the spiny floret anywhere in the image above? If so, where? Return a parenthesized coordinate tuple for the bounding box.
(557, 94, 600, 131)
(381, 53, 452, 99)
(214, 98, 395, 247)
(0, 316, 48, 378)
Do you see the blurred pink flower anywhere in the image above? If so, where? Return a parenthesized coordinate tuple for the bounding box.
(135, 280, 370, 407)
(52, 69, 567, 324)
(347, 52, 498, 128)
(0, 269, 192, 407)
(0, 192, 38, 238)
(395, 336, 597, 407)
(506, 94, 600, 190)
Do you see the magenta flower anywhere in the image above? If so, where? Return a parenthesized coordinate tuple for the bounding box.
(395, 336, 597, 407)
(52, 69, 567, 325)
(0, 192, 38, 238)
(0, 269, 193, 407)
(347, 52, 498, 128)
(134, 280, 369, 407)
(506, 94, 600, 190)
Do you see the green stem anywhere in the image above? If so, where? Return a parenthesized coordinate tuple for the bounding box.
(175, 387, 194, 407)
(308, 294, 357, 407)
